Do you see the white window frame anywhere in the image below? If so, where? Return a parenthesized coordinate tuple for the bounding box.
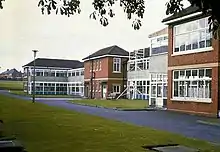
(113, 58, 121, 73)
(112, 84, 121, 93)
(172, 68, 212, 103)
(173, 17, 213, 56)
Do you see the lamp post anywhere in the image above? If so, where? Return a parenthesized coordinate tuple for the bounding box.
(32, 50, 38, 103)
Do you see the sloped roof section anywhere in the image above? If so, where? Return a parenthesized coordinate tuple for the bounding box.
(0, 68, 20, 75)
(83, 45, 129, 60)
(162, 5, 201, 23)
(148, 27, 168, 38)
(23, 58, 84, 69)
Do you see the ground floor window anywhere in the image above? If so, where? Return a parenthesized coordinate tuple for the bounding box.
(173, 68, 212, 100)
(28, 82, 84, 95)
(150, 73, 167, 98)
(112, 84, 121, 93)
(127, 80, 150, 100)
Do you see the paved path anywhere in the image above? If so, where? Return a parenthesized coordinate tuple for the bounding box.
(1, 90, 220, 144)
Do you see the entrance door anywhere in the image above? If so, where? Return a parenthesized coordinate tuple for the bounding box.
(84, 85, 89, 97)
(102, 84, 107, 98)
(156, 85, 163, 107)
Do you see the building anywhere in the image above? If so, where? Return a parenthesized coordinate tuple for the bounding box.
(82, 45, 129, 99)
(0, 68, 22, 80)
(23, 58, 84, 96)
(126, 48, 150, 100)
(162, 6, 220, 117)
(148, 27, 168, 108)
(126, 28, 168, 108)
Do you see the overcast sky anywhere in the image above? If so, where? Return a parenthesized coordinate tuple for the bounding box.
(0, 0, 189, 72)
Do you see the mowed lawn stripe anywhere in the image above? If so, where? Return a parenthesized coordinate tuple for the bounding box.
(0, 95, 219, 152)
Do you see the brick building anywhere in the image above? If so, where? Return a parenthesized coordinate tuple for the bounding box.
(82, 45, 129, 99)
(162, 6, 220, 117)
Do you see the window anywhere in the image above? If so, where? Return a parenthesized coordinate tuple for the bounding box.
(72, 72, 75, 77)
(173, 68, 212, 101)
(44, 71, 49, 77)
(151, 35, 168, 55)
(96, 60, 99, 71)
(112, 85, 121, 93)
(113, 58, 121, 72)
(128, 61, 135, 71)
(99, 60, 102, 71)
(173, 17, 212, 54)
(36, 71, 43, 76)
(76, 71, 79, 76)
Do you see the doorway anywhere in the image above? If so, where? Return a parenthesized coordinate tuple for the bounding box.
(102, 84, 107, 98)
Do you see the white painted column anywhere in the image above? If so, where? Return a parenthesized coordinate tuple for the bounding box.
(67, 83, 69, 95)
(54, 83, 57, 95)
(43, 83, 45, 95)
(29, 82, 32, 95)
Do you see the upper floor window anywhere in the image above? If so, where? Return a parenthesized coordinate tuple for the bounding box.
(173, 17, 212, 54)
(113, 58, 121, 72)
(151, 35, 168, 55)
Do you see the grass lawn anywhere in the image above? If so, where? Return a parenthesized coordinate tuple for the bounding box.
(0, 80, 23, 90)
(70, 99, 149, 109)
(11, 90, 74, 98)
(0, 95, 220, 152)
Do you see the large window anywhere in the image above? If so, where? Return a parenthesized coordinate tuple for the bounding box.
(151, 35, 168, 55)
(112, 84, 121, 93)
(173, 68, 212, 101)
(174, 17, 212, 54)
(113, 58, 121, 72)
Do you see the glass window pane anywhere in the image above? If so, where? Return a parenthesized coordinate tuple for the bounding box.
(199, 69, 205, 78)
(192, 70, 198, 77)
(206, 29, 212, 47)
(174, 71, 179, 79)
(199, 18, 205, 29)
(191, 32, 199, 49)
(205, 69, 212, 78)
(186, 70, 191, 78)
(174, 81, 178, 97)
(199, 30, 206, 48)
(205, 80, 211, 98)
(198, 81, 204, 98)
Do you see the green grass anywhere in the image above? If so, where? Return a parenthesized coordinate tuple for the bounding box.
(0, 80, 23, 90)
(70, 99, 149, 109)
(0, 95, 220, 152)
(11, 90, 73, 98)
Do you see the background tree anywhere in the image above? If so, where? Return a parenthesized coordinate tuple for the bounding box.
(0, 0, 219, 38)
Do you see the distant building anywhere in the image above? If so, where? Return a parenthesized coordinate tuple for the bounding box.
(23, 58, 84, 96)
(82, 45, 129, 99)
(0, 68, 22, 80)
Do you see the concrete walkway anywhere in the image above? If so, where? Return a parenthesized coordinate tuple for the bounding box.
(0, 90, 220, 144)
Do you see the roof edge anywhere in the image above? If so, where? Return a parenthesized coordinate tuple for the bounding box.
(162, 11, 203, 25)
(82, 54, 129, 61)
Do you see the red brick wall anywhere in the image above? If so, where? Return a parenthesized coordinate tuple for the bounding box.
(84, 57, 109, 80)
(167, 24, 220, 117)
(84, 57, 128, 80)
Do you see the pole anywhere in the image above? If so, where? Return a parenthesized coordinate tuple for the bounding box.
(32, 50, 38, 103)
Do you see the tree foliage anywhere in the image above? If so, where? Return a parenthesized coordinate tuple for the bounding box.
(0, 0, 219, 38)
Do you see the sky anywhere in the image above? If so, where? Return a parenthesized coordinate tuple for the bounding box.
(0, 0, 189, 72)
